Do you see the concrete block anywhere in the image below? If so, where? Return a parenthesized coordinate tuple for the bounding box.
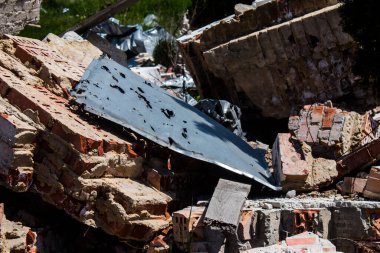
(253, 209, 281, 247)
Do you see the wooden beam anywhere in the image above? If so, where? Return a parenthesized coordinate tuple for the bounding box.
(64, 0, 139, 35)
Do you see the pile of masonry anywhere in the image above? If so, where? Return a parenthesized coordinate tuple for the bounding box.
(0, 203, 37, 253)
(1, 0, 380, 253)
(178, 0, 373, 119)
(0, 34, 171, 242)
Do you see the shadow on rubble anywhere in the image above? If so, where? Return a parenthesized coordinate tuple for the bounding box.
(0, 186, 141, 253)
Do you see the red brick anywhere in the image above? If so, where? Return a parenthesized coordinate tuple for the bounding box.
(310, 105, 324, 124)
(273, 133, 310, 181)
(322, 107, 336, 128)
(286, 232, 318, 246)
(4, 35, 85, 87)
(0, 66, 134, 155)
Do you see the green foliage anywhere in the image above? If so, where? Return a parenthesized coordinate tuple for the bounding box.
(340, 0, 380, 84)
(116, 0, 192, 35)
(20, 0, 191, 39)
(20, 0, 116, 39)
(153, 39, 178, 68)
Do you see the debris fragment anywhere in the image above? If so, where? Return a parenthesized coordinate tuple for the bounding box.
(71, 58, 279, 190)
(177, 1, 367, 119)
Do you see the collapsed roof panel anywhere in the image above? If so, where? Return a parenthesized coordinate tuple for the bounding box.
(71, 58, 279, 190)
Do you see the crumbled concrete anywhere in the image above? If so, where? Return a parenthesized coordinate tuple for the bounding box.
(0, 203, 37, 253)
(174, 197, 380, 252)
(0, 0, 41, 35)
(242, 232, 339, 253)
(0, 96, 39, 192)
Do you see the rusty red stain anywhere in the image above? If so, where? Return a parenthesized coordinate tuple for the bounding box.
(294, 209, 320, 234)
(322, 107, 336, 128)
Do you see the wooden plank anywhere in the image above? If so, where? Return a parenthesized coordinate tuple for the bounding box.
(64, 0, 139, 35)
(204, 179, 251, 232)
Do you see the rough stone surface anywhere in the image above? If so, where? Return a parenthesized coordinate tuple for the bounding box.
(204, 179, 251, 232)
(43, 33, 102, 68)
(178, 2, 375, 120)
(174, 197, 380, 253)
(0, 96, 39, 192)
(0, 35, 172, 241)
(0, 0, 41, 35)
(243, 232, 338, 253)
(0, 203, 37, 253)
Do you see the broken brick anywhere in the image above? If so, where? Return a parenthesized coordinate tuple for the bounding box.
(322, 107, 336, 128)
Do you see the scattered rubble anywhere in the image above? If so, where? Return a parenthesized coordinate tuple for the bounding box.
(0, 203, 37, 253)
(178, 0, 374, 120)
(0, 0, 41, 35)
(0, 34, 171, 242)
(1, 1, 380, 252)
(170, 180, 380, 253)
(242, 232, 340, 253)
(272, 103, 380, 191)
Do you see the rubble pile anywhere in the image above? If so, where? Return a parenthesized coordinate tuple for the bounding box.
(273, 103, 380, 191)
(0, 34, 172, 242)
(0, 1, 380, 253)
(171, 195, 380, 253)
(178, 0, 373, 119)
(243, 232, 340, 253)
(0, 203, 37, 253)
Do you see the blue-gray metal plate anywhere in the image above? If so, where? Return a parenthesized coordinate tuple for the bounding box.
(71, 58, 279, 190)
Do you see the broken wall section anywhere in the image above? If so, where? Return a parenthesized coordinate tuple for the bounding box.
(0, 35, 172, 242)
(172, 198, 380, 253)
(0, 0, 41, 35)
(178, 1, 372, 120)
(272, 103, 380, 191)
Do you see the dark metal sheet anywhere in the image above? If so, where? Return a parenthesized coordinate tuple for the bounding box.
(71, 58, 279, 190)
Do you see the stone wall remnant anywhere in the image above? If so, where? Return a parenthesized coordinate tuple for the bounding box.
(0, 34, 172, 241)
(178, 1, 374, 119)
(172, 198, 380, 253)
(0, 0, 41, 35)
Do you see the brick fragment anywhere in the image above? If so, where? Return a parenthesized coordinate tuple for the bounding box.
(0, 66, 134, 155)
(4, 35, 86, 90)
(341, 177, 367, 194)
(363, 167, 380, 200)
(322, 107, 336, 128)
(0, 96, 37, 192)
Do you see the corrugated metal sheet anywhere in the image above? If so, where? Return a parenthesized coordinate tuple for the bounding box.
(71, 58, 280, 190)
